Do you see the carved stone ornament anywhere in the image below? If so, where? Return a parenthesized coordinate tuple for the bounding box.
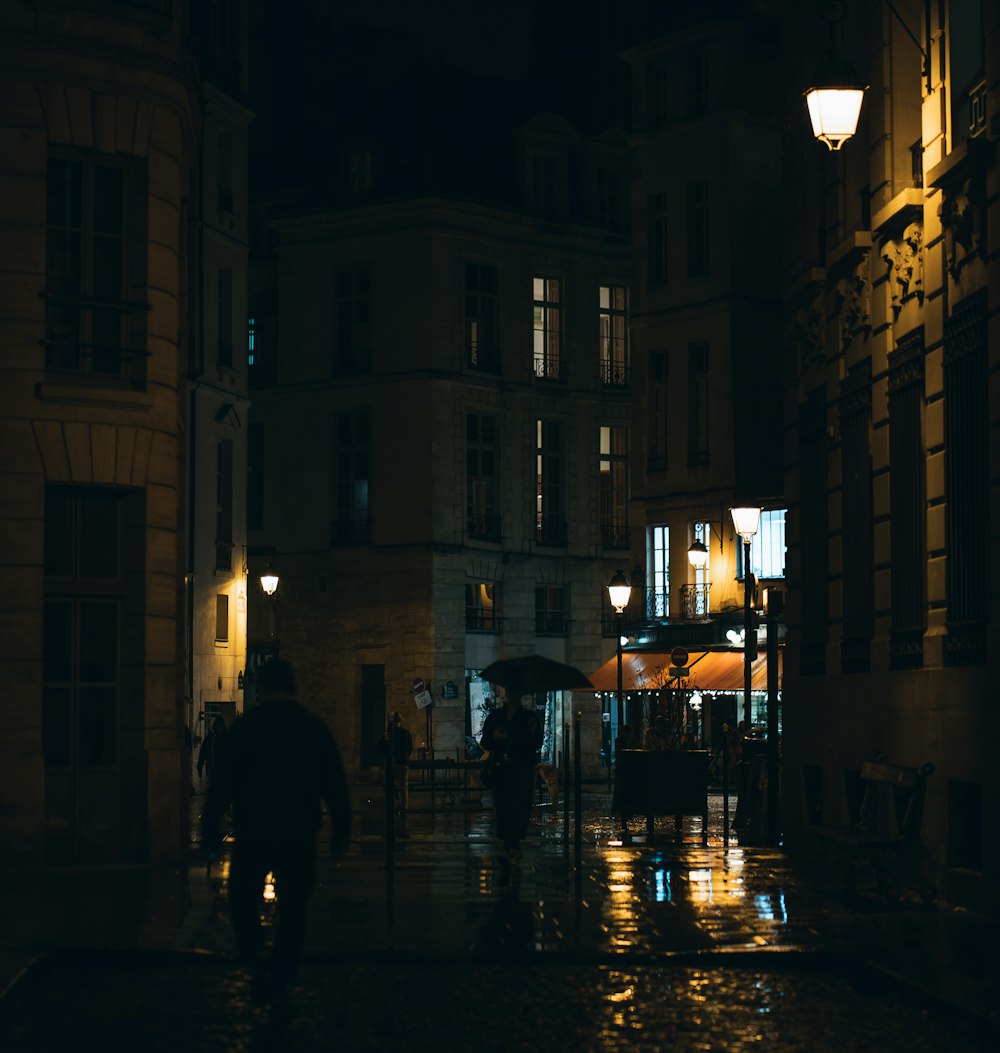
(939, 177, 984, 279)
(881, 222, 924, 316)
(791, 285, 826, 378)
(834, 252, 871, 351)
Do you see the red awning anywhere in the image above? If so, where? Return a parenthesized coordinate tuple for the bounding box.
(582, 649, 781, 694)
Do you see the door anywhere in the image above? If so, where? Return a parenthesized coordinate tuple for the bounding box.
(359, 664, 385, 770)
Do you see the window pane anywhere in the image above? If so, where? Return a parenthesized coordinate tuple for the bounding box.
(44, 490, 74, 576)
(43, 687, 73, 768)
(93, 166, 123, 234)
(44, 601, 73, 682)
(79, 686, 116, 766)
(79, 601, 117, 682)
(79, 495, 119, 578)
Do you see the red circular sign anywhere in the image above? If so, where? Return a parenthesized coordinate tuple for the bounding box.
(411, 677, 425, 694)
(670, 647, 689, 667)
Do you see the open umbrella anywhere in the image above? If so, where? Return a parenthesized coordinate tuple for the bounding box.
(478, 654, 593, 695)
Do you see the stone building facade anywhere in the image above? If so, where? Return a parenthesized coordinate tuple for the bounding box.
(247, 121, 633, 773)
(778, 0, 999, 911)
(616, 9, 785, 737)
(0, 2, 200, 945)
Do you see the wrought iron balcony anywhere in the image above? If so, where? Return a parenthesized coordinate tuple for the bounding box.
(535, 513, 567, 547)
(680, 583, 711, 620)
(467, 512, 502, 542)
(601, 523, 630, 550)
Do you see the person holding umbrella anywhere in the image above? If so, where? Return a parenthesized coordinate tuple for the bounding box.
(480, 683, 543, 872)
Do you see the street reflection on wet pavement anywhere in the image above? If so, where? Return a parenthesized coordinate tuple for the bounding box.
(1, 788, 997, 1052)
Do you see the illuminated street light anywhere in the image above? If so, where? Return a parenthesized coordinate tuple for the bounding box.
(804, 56, 866, 151)
(687, 539, 709, 569)
(730, 507, 760, 726)
(260, 566, 279, 596)
(606, 571, 632, 789)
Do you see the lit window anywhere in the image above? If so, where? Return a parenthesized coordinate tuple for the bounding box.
(466, 582, 500, 633)
(737, 509, 786, 580)
(248, 316, 255, 366)
(532, 278, 561, 380)
(599, 285, 629, 386)
(647, 524, 669, 618)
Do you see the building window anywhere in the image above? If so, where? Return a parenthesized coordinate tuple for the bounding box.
(332, 409, 370, 545)
(736, 509, 786, 580)
(535, 585, 567, 636)
(334, 269, 371, 375)
(536, 419, 566, 546)
(466, 582, 500, 633)
(600, 425, 629, 549)
(467, 412, 500, 540)
(686, 181, 709, 277)
(648, 350, 668, 469)
(465, 263, 499, 372)
(247, 423, 263, 531)
(215, 594, 229, 643)
(532, 277, 561, 381)
(348, 150, 373, 193)
(599, 285, 629, 386)
(646, 525, 669, 618)
(687, 342, 709, 466)
(248, 292, 277, 387)
(43, 486, 142, 864)
(888, 330, 926, 668)
(215, 439, 234, 572)
(217, 268, 233, 367)
(648, 193, 668, 285)
(45, 153, 146, 386)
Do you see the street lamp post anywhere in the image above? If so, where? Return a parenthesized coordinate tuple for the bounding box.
(607, 570, 632, 774)
(730, 507, 760, 727)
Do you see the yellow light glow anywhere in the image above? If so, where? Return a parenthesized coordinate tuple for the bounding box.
(263, 871, 277, 902)
(805, 86, 865, 151)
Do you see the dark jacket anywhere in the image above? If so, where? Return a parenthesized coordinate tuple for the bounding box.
(481, 705, 543, 768)
(201, 693, 351, 854)
(375, 724, 413, 766)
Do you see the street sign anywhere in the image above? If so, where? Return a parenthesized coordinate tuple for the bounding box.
(671, 666, 690, 678)
(670, 646, 689, 667)
(411, 677, 425, 694)
(413, 689, 434, 710)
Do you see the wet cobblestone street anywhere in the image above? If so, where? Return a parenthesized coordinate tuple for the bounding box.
(2, 785, 998, 1051)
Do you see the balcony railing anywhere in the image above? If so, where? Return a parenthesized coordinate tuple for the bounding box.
(535, 513, 567, 547)
(466, 610, 501, 633)
(645, 588, 669, 620)
(535, 611, 568, 636)
(680, 583, 711, 620)
(533, 357, 562, 381)
(600, 360, 630, 387)
(601, 523, 630, 550)
(467, 511, 502, 542)
(467, 343, 500, 373)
